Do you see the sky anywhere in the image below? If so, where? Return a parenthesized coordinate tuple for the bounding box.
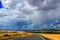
(0, 0, 60, 30)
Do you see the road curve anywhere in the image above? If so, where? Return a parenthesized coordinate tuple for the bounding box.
(9, 34, 47, 40)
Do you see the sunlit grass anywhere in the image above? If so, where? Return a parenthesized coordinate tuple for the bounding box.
(40, 34, 60, 40)
(0, 30, 60, 40)
(0, 30, 32, 40)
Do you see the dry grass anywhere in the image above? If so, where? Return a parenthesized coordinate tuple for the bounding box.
(40, 34, 60, 40)
(0, 30, 60, 40)
(0, 30, 32, 40)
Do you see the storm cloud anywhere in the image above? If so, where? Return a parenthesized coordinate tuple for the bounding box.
(0, 0, 60, 30)
(27, 0, 60, 10)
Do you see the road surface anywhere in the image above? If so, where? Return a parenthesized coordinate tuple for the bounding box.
(9, 34, 49, 40)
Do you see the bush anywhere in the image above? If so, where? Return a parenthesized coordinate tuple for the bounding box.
(4, 34, 11, 37)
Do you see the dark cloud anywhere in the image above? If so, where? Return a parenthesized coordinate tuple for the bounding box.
(1, 0, 60, 30)
(27, 0, 60, 10)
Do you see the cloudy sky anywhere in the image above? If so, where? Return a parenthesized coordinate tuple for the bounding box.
(0, 0, 60, 30)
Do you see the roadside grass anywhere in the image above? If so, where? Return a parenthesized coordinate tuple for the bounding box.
(0, 30, 32, 40)
(40, 34, 60, 40)
(0, 30, 60, 40)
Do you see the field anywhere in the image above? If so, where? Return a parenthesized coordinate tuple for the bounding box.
(0, 30, 32, 40)
(40, 34, 60, 40)
(0, 30, 60, 40)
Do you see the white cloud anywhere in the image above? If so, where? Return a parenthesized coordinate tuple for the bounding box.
(0, 0, 60, 30)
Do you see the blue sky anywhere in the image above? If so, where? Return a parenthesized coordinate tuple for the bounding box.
(0, 1, 3, 8)
(0, 0, 60, 30)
